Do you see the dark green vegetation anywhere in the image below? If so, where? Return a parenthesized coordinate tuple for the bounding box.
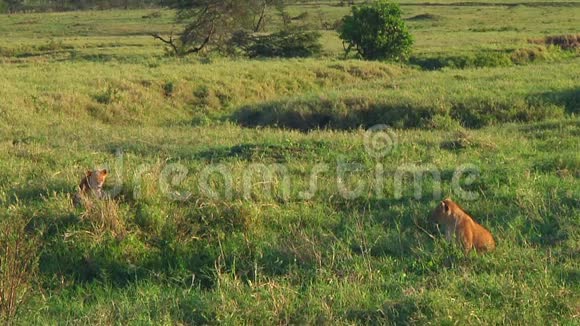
(242, 30, 323, 58)
(339, 0, 413, 60)
(0, 1, 579, 324)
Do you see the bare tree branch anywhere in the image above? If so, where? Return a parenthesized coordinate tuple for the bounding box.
(184, 21, 216, 54)
(254, 1, 268, 32)
(150, 32, 179, 54)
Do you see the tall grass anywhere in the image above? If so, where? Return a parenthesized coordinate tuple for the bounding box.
(0, 206, 39, 321)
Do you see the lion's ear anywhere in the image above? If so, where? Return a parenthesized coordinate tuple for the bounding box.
(100, 169, 108, 176)
(86, 170, 93, 177)
(441, 201, 449, 213)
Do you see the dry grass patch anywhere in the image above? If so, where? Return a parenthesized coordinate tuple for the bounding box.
(529, 34, 580, 50)
(0, 213, 39, 321)
(79, 196, 127, 240)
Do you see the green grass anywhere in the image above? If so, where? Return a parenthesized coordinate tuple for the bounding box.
(0, 2, 579, 324)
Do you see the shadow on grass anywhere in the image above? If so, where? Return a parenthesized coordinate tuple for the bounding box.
(233, 99, 441, 132)
(9, 181, 71, 205)
(37, 199, 254, 290)
(346, 298, 430, 325)
(516, 119, 580, 141)
(39, 230, 221, 290)
(193, 141, 330, 163)
(528, 87, 580, 115)
(232, 91, 569, 131)
(102, 141, 204, 160)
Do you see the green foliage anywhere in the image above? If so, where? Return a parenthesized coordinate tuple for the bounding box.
(410, 52, 512, 70)
(244, 30, 322, 58)
(339, 0, 413, 60)
(410, 46, 572, 70)
(158, 0, 281, 56)
(93, 85, 121, 105)
(163, 81, 175, 97)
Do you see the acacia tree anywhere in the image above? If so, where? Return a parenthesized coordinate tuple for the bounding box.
(154, 0, 282, 56)
(339, 0, 413, 61)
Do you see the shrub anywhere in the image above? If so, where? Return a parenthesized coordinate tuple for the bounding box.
(244, 30, 322, 59)
(163, 81, 175, 97)
(93, 85, 121, 104)
(339, 0, 413, 61)
(193, 85, 221, 108)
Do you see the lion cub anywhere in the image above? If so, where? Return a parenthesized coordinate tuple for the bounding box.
(430, 198, 495, 253)
(73, 169, 108, 207)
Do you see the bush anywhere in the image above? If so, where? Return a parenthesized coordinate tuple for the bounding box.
(339, 0, 413, 61)
(244, 30, 322, 59)
(93, 85, 121, 104)
(163, 81, 175, 97)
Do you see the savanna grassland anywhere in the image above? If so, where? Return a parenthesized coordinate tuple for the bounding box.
(0, 1, 579, 324)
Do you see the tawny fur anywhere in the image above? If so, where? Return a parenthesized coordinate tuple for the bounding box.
(73, 169, 108, 207)
(430, 198, 495, 253)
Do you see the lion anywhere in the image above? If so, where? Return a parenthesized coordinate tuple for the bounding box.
(430, 198, 495, 253)
(73, 169, 108, 207)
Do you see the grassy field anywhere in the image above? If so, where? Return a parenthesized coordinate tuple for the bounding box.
(1, 2, 579, 60)
(0, 1, 579, 324)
